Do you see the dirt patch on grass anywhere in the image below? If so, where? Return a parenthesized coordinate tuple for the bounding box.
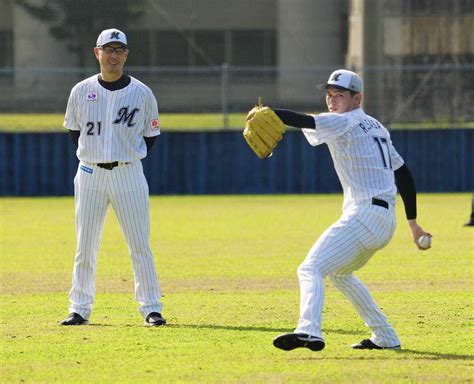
(161, 277, 298, 293)
(1, 273, 470, 295)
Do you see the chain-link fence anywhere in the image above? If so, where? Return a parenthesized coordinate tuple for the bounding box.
(1, 64, 473, 127)
(2, 0, 472, 128)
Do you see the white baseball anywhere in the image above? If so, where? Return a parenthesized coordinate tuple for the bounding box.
(418, 235, 432, 249)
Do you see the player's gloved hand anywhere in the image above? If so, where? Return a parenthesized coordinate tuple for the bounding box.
(246, 105, 259, 122)
(243, 102, 286, 159)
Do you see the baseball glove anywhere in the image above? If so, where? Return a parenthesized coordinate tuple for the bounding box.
(243, 103, 286, 159)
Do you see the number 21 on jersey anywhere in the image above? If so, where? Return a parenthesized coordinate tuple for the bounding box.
(86, 121, 101, 136)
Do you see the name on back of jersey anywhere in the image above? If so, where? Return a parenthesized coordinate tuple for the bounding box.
(358, 118, 382, 134)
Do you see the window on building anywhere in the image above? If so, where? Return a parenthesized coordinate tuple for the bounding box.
(405, 0, 472, 14)
(154, 30, 190, 66)
(126, 30, 152, 66)
(126, 29, 276, 67)
(0, 30, 13, 67)
(231, 30, 276, 66)
(0, 30, 13, 80)
(193, 31, 226, 66)
(386, 0, 473, 15)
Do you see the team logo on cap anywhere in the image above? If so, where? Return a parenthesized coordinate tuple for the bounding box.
(86, 92, 97, 102)
(331, 73, 342, 82)
(110, 31, 120, 40)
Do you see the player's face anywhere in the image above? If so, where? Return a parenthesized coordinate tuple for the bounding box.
(94, 44, 129, 80)
(325, 87, 361, 113)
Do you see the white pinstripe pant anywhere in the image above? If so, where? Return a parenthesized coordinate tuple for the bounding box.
(69, 161, 163, 320)
(295, 203, 400, 347)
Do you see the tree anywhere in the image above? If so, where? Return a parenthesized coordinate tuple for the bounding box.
(16, 0, 145, 68)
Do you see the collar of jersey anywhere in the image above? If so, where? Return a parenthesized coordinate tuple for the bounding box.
(98, 74, 131, 91)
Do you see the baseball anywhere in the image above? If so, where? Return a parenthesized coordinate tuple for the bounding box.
(417, 235, 432, 249)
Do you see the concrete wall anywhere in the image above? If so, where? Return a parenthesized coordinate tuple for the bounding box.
(384, 15, 474, 56)
(277, 0, 347, 104)
(0, 0, 13, 29)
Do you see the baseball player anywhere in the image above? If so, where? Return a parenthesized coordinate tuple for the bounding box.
(60, 28, 165, 327)
(464, 195, 474, 226)
(262, 70, 432, 351)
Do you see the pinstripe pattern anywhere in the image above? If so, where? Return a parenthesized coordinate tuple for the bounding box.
(65, 75, 163, 321)
(296, 107, 403, 348)
(303, 109, 404, 210)
(329, 274, 399, 347)
(69, 161, 163, 319)
(64, 75, 160, 163)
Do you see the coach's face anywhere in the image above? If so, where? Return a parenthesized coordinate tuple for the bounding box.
(94, 43, 129, 81)
(326, 87, 362, 113)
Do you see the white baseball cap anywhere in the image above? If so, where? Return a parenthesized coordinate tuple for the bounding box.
(319, 69, 363, 93)
(96, 28, 127, 48)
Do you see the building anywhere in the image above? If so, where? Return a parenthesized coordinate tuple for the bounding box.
(0, 0, 472, 124)
(348, 0, 473, 122)
(0, 0, 348, 113)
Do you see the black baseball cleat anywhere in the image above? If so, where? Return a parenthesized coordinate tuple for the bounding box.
(144, 312, 166, 327)
(351, 339, 401, 350)
(59, 312, 88, 326)
(273, 333, 325, 351)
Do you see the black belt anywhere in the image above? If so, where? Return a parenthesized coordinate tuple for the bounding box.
(372, 198, 389, 209)
(96, 162, 128, 170)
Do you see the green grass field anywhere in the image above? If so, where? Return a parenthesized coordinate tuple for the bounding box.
(1, 194, 473, 383)
(1, 113, 473, 132)
(0, 113, 248, 132)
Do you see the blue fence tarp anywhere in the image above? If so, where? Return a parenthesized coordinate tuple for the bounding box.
(0, 129, 472, 196)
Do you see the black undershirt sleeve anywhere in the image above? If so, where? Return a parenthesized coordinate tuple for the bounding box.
(273, 109, 316, 129)
(394, 164, 417, 220)
(144, 136, 156, 152)
(68, 130, 80, 148)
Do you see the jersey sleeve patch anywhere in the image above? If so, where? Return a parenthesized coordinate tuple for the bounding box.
(150, 118, 160, 130)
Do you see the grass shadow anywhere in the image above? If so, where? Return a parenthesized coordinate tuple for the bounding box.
(164, 323, 361, 335)
(399, 348, 474, 361)
(165, 323, 290, 333)
(293, 348, 473, 361)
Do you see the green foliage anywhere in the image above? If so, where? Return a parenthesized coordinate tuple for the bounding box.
(1, 194, 473, 382)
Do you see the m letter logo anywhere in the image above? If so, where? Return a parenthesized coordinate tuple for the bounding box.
(113, 107, 140, 127)
(110, 31, 120, 40)
(331, 73, 342, 82)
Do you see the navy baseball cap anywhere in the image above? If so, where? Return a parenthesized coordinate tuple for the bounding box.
(96, 28, 128, 48)
(318, 69, 363, 93)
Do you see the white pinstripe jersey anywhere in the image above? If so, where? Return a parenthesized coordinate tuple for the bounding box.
(302, 108, 404, 211)
(64, 74, 160, 163)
